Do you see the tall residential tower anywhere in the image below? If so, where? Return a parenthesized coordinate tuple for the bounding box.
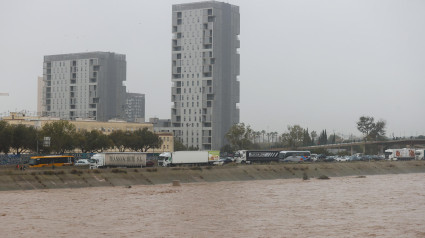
(171, 1, 240, 150)
(42, 52, 127, 121)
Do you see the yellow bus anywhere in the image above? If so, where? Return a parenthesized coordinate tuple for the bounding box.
(28, 155, 75, 168)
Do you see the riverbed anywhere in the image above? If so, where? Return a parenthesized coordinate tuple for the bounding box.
(1, 173, 424, 237)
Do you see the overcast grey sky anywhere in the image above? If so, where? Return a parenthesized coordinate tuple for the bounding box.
(1, 0, 424, 137)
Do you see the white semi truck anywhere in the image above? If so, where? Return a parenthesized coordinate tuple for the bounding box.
(158, 151, 219, 167)
(234, 150, 280, 164)
(384, 148, 416, 161)
(89, 152, 147, 169)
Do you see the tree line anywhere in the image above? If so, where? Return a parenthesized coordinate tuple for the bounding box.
(224, 115, 387, 152)
(0, 120, 162, 155)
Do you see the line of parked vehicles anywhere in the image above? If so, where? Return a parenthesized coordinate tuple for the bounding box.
(26, 147, 424, 169)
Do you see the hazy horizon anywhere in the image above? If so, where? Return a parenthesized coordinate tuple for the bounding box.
(1, 0, 424, 138)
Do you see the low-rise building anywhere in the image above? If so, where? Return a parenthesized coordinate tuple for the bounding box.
(2, 113, 173, 152)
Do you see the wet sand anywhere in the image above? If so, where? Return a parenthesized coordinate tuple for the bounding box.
(1, 173, 425, 237)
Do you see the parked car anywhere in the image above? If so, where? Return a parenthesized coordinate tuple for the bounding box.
(335, 156, 349, 162)
(146, 160, 155, 167)
(75, 159, 90, 166)
(214, 157, 234, 165)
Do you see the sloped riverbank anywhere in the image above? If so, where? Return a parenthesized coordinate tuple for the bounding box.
(1, 160, 425, 191)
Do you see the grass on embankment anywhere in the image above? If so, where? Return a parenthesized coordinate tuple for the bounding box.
(1, 160, 425, 191)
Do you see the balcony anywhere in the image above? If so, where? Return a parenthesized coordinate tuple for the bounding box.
(207, 94, 214, 100)
(172, 74, 182, 79)
(172, 87, 182, 95)
(202, 137, 212, 144)
(203, 65, 212, 73)
(89, 59, 99, 66)
(171, 95, 181, 102)
(172, 66, 181, 74)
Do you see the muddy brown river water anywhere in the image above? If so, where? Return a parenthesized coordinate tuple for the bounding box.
(1, 173, 425, 238)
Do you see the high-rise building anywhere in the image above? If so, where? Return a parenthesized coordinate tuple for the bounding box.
(42, 52, 127, 121)
(37, 76, 44, 116)
(171, 1, 240, 150)
(124, 93, 145, 123)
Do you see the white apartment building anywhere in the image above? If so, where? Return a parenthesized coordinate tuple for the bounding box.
(42, 52, 127, 121)
(171, 1, 240, 150)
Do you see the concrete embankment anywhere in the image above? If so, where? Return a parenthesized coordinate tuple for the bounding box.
(1, 161, 425, 191)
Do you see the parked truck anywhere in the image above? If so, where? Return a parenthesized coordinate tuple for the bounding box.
(234, 150, 280, 164)
(89, 152, 147, 169)
(158, 151, 219, 167)
(384, 148, 416, 161)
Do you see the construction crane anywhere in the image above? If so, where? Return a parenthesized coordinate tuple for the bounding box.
(0, 93, 9, 96)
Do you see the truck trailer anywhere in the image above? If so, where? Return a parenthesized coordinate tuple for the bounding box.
(384, 148, 416, 161)
(234, 150, 280, 164)
(158, 151, 219, 167)
(89, 152, 147, 169)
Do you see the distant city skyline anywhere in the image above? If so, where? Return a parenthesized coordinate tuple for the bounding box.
(1, 0, 424, 137)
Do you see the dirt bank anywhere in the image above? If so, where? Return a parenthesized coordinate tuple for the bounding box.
(1, 161, 425, 191)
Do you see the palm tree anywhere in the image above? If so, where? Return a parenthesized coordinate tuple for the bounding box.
(261, 130, 266, 143)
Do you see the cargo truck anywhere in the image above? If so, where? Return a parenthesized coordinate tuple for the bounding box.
(384, 148, 416, 161)
(158, 151, 219, 167)
(89, 152, 147, 169)
(234, 150, 280, 164)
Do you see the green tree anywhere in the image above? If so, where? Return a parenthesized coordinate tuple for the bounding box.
(225, 123, 253, 150)
(0, 121, 12, 154)
(220, 144, 233, 154)
(310, 130, 317, 145)
(130, 128, 163, 152)
(109, 130, 132, 152)
(318, 130, 328, 145)
(41, 120, 77, 153)
(75, 130, 112, 153)
(174, 138, 187, 151)
(281, 125, 304, 149)
(302, 128, 312, 146)
(357, 116, 386, 141)
(10, 124, 38, 154)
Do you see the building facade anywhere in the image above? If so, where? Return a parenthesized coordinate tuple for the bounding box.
(171, 1, 240, 150)
(42, 52, 127, 121)
(37, 76, 44, 116)
(124, 93, 145, 123)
